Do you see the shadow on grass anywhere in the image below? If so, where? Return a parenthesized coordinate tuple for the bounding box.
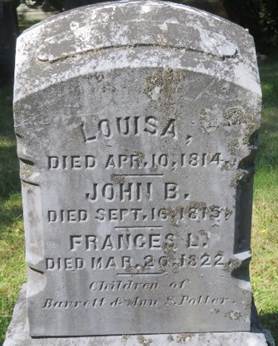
(0, 145, 20, 199)
(0, 87, 13, 133)
(0, 86, 21, 199)
(259, 312, 278, 344)
(256, 57, 278, 172)
(0, 84, 22, 234)
(0, 199, 22, 240)
(256, 116, 278, 171)
(259, 53, 278, 109)
(0, 293, 17, 344)
(0, 318, 12, 345)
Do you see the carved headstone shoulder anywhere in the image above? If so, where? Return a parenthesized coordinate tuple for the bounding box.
(14, 0, 261, 336)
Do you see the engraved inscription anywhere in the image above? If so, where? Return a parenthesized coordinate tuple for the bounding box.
(47, 152, 229, 171)
(41, 294, 229, 310)
(81, 116, 177, 142)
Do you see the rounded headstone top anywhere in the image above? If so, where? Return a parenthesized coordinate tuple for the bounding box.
(14, 0, 261, 101)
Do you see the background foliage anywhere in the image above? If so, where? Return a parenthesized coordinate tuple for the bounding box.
(223, 0, 278, 51)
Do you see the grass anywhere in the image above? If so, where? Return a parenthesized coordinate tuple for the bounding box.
(0, 55, 277, 343)
(251, 54, 278, 342)
(0, 87, 25, 342)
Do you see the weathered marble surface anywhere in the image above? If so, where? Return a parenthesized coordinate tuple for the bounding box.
(4, 286, 271, 346)
(14, 0, 261, 337)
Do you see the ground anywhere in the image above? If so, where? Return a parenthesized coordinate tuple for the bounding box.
(0, 54, 277, 344)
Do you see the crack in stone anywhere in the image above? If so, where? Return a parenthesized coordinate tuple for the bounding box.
(37, 43, 239, 63)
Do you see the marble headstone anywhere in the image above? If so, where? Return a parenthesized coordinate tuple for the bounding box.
(14, 0, 261, 337)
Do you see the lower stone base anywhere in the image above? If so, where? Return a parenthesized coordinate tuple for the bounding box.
(4, 285, 273, 346)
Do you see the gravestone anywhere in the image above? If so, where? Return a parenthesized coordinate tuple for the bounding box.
(6, 0, 271, 344)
